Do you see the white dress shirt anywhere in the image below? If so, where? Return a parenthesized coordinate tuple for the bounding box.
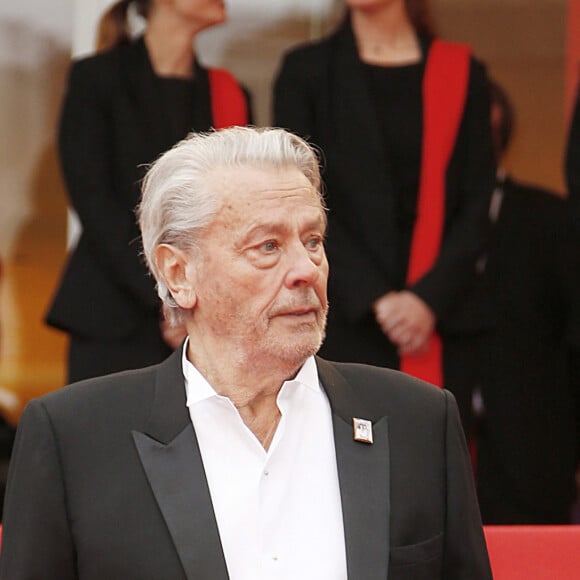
(183, 349, 348, 580)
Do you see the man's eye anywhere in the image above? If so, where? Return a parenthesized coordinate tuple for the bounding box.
(260, 241, 278, 253)
(306, 237, 322, 250)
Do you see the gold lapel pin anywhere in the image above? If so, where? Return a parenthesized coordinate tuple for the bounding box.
(352, 417, 373, 444)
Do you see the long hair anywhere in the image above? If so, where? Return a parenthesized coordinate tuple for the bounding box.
(96, 0, 151, 52)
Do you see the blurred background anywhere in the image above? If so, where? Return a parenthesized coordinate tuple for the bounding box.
(0, 0, 578, 425)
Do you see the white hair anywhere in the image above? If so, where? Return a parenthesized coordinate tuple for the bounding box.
(137, 126, 325, 325)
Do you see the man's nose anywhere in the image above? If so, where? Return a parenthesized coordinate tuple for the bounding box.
(284, 244, 322, 288)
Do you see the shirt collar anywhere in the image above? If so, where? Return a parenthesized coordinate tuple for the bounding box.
(182, 338, 321, 407)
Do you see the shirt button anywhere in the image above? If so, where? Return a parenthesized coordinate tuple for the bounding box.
(272, 556, 278, 561)
(264, 470, 269, 476)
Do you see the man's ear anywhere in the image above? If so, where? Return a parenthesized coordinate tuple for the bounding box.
(154, 244, 197, 309)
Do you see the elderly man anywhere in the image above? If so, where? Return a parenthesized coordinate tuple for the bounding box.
(0, 127, 491, 579)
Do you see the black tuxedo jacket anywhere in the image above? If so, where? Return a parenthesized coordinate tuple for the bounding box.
(46, 38, 246, 340)
(274, 22, 496, 366)
(0, 349, 491, 579)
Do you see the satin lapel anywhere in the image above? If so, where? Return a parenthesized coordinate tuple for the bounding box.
(316, 358, 390, 580)
(133, 426, 228, 580)
(133, 347, 229, 580)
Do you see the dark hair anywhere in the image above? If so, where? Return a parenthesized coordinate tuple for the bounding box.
(96, 0, 151, 52)
(489, 79, 515, 154)
(405, 0, 436, 39)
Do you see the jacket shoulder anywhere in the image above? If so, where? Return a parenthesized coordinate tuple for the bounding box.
(283, 34, 331, 58)
(279, 34, 333, 75)
(69, 41, 123, 71)
(506, 178, 564, 206)
(66, 39, 139, 86)
(503, 179, 571, 239)
(30, 363, 159, 422)
(323, 359, 448, 418)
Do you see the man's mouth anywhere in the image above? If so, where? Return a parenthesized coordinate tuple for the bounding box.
(271, 305, 319, 319)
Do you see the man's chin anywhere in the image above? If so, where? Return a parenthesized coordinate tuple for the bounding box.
(245, 319, 326, 367)
(269, 331, 325, 364)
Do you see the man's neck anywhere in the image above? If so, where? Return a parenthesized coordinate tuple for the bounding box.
(185, 339, 308, 448)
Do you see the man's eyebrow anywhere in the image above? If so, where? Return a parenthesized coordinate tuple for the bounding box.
(237, 216, 326, 247)
(238, 223, 284, 245)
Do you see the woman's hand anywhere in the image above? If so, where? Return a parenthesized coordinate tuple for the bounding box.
(373, 291, 436, 355)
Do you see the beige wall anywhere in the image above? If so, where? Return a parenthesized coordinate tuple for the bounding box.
(435, 0, 568, 192)
(0, 0, 572, 423)
(0, 17, 71, 423)
(0, 0, 340, 422)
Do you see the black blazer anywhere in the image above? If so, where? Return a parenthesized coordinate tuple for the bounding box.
(477, 177, 580, 521)
(274, 23, 495, 341)
(46, 38, 247, 340)
(0, 349, 491, 579)
(566, 87, 580, 203)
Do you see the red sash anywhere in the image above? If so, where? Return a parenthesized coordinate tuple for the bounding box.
(399, 40, 470, 387)
(208, 68, 249, 129)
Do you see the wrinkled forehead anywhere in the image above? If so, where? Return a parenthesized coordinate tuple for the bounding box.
(207, 164, 324, 213)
